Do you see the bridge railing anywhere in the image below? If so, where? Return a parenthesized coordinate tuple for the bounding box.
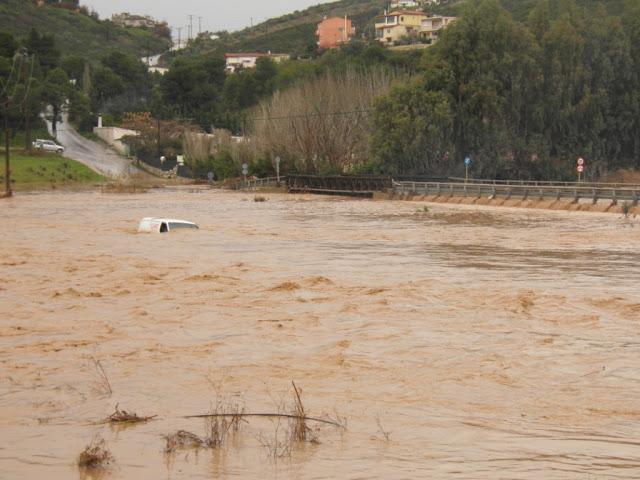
(287, 175, 393, 194)
(228, 176, 285, 190)
(393, 180, 640, 204)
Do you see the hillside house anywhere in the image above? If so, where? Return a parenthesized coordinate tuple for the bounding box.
(420, 15, 456, 43)
(375, 10, 428, 46)
(316, 16, 356, 50)
(390, 1, 420, 9)
(112, 12, 157, 29)
(224, 52, 290, 73)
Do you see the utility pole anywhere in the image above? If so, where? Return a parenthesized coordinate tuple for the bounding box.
(188, 15, 196, 41)
(176, 27, 182, 49)
(198, 16, 203, 35)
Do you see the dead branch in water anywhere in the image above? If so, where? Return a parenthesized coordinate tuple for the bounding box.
(104, 404, 156, 424)
(77, 436, 114, 470)
(90, 357, 112, 396)
(183, 412, 343, 428)
(290, 380, 313, 442)
(164, 430, 205, 453)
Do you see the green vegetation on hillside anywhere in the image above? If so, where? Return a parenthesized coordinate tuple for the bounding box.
(0, 0, 170, 61)
(370, 0, 640, 180)
(1, 152, 105, 189)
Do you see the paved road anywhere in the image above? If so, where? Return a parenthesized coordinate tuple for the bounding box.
(47, 115, 139, 178)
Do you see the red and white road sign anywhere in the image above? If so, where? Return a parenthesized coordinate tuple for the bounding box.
(577, 165, 585, 173)
(577, 157, 585, 166)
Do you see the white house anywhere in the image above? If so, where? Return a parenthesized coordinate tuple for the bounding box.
(224, 52, 290, 73)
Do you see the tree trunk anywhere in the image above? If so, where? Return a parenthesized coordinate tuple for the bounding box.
(52, 105, 58, 138)
(25, 108, 31, 152)
(4, 106, 11, 197)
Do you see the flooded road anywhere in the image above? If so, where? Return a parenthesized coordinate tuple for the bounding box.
(1, 190, 640, 479)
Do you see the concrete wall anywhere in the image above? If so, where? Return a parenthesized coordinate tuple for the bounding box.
(93, 127, 139, 155)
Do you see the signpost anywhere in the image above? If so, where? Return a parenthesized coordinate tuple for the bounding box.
(207, 171, 214, 184)
(275, 156, 281, 184)
(242, 162, 249, 187)
(464, 157, 473, 183)
(577, 157, 585, 182)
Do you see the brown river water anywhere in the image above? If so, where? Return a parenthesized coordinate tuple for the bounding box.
(1, 189, 640, 479)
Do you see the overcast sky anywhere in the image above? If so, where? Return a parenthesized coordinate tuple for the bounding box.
(82, 0, 331, 35)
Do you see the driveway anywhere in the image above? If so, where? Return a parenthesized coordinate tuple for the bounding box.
(47, 115, 140, 178)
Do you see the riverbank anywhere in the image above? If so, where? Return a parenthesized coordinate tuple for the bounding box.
(1, 152, 105, 191)
(376, 191, 640, 216)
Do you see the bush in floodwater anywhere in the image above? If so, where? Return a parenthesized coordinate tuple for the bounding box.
(254, 195, 267, 202)
(622, 202, 632, 218)
(77, 436, 114, 470)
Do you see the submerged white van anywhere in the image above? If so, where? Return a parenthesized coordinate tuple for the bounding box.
(138, 218, 199, 233)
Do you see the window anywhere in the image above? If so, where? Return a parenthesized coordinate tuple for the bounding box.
(168, 222, 198, 230)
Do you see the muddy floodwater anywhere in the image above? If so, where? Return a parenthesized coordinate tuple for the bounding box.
(1, 190, 640, 479)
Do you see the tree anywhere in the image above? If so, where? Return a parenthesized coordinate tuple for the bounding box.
(0, 33, 17, 59)
(43, 67, 70, 137)
(23, 29, 60, 73)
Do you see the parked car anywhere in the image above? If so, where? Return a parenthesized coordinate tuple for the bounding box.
(33, 139, 65, 154)
(138, 218, 199, 233)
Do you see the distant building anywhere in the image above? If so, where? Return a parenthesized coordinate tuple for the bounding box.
(390, 0, 420, 9)
(316, 16, 356, 50)
(420, 15, 456, 44)
(224, 52, 290, 73)
(112, 12, 157, 29)
(375, 10, 428, 46)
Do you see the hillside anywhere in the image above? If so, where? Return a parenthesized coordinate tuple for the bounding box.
(173, 0, 629, 59)
(174, 0, 455, 58)
(0, 0, 170, 62)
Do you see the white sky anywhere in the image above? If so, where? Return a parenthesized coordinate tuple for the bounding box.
(82, 0, 332, 35)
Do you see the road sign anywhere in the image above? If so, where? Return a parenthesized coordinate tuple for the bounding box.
(577, 165, 585, 173)
(464, 157, 472, 166)
(577, 157, 585, 166)
(207, 171, 214, 182)
(242, 162, 249, 175)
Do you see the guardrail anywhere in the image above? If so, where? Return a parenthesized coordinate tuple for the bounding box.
(393, 180, 640, 204)
(447, 177, 640, 189)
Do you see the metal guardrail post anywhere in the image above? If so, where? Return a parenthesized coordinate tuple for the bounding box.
(449, 184, 454, 197)
(572, 189, 579, 203)
(490, 187, 496, 199)
(464, 185, 468, 197)
(476, 185, 481, 199)
(538, 189, 544, 200)
(633, 191, 639, 207)
(556, 189, 561, 201)
(506, 188, 512, 200)
(523, 188, 528, 200)
(592, 188, 598, 205)
(612, 189, 617, 206)
(436, 184, 441, 196)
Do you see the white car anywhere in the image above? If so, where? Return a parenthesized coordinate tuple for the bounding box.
(33, 139, 65, 154)
(138, 218, 199, 233)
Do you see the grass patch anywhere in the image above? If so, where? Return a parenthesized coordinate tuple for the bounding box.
(1, 151, 105, 190)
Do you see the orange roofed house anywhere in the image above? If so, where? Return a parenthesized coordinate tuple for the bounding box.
(316, 16, 356, 50)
